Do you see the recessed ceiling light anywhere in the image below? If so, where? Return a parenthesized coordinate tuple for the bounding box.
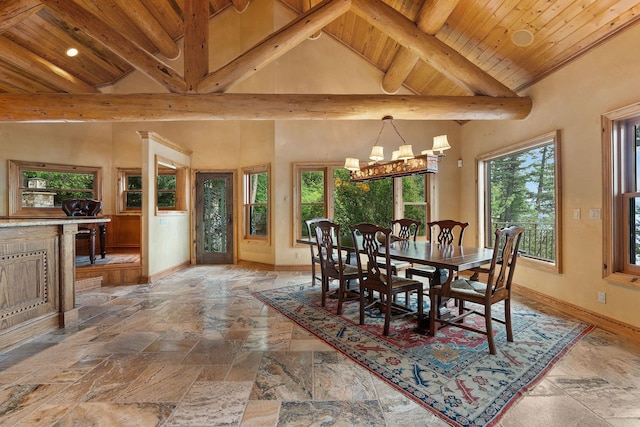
(511, 29, 534, 47)
(66, 48, 78, 57)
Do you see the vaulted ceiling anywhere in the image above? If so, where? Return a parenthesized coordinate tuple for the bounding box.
(1, 0, 639, 122)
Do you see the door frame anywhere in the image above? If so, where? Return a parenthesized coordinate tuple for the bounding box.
(191, 169, 237, 264)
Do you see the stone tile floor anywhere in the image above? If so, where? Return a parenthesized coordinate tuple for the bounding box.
(1, 265, 639, 426)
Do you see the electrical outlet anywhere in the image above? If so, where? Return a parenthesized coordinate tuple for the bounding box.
(590, 208, 601, 220)
(295, 252, 300, 259)
(598, 291, 606, 304)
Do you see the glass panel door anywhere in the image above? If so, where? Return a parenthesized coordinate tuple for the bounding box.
(196, 172, 234, 264)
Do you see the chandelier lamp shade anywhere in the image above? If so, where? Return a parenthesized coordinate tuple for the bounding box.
(344, 116, 449, 182)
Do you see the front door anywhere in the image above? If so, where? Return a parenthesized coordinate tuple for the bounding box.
(196, 172, 234, 264)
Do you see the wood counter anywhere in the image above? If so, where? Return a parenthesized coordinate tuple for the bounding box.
(0, 217, 110, 350)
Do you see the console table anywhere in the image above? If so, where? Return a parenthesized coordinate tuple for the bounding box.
(0, 217, 110, 350)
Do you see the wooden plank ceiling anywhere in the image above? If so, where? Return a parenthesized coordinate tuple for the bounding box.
(0, 0, 639, 121)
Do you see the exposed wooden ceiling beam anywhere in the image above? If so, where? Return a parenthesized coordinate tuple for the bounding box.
(0, 0, 44, 34)
(350, 0, 516, 97)
(184, 0, 209, 92)
(112, 0, 180, 60)
(382, 0, 459, 94)
(0, 93, 532, 122)
(0, 37, 98, 93)
(302, 0, 322, 40)
(198, 0, 351, 93)
(42, 0, 186, 93)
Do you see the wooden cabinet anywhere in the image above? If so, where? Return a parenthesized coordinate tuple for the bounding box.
(105, 215, 141, 251)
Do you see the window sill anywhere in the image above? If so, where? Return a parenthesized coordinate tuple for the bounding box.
(604, 271, 640, 289)
(518, 256, 561, 274)
(156, 210, 188, 216)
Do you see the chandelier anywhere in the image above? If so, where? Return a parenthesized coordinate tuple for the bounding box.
(344, 116, 450, 182)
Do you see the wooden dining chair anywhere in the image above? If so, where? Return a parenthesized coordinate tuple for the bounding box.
(390, 218, 421, 241)
(405, 219, 469, 282)
(62, 198, 104, 264)
(350, 223, 424, 336)
(314, 220, 359, 315)
(428, 225, 525, 355)
(376, 218, 422, 276)
(305, 217, 330, 287)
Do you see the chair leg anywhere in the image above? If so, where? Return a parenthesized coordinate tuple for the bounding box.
(505, 298, 513, 342)
(485, 305, 496, 355)
(337, 279, 345, 315)
(428, 292, 437, 336)
(321, 276, 327, 307)
(383, 299, 391, 336)
(416, 288, 424, 329)
(311, 261, 317, 286)
(359, 288, 366, 326)
(88, 229, 96, 264)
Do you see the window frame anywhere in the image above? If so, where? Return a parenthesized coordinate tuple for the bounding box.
(9, 160, 103, 217)
(243, 164, 270, 242)
(476, 130, 562, 273)
(293, 162, 430, 245)
(117, 168, 142, 214)
(154, 156, 188, 215)
(603, 104, 640, 287)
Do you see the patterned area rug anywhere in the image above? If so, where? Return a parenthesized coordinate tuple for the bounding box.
(253, 283, 594, 427)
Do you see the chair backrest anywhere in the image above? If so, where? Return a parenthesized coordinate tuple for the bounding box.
(487, 225, 525, 294)
(313, 220, 346, 279)
(427, 219, 469, 245)
(305, 217, 331, 257)
(390, 218, 421, 241)
(62, 199, 102, 217)
(350, 223, 393, 288)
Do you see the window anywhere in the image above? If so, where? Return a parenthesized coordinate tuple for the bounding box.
(243, 165, 269, 239)
(9, 160, 102, 216)
(117, 162, 187, 214)
(603, 104, 640, 286)
(157, 167, 177, 210)
(117, 169, 142, 213)
(293, 163, 430, 243)
(298, 167, 327, 238)
(397, 175, 429, 237)
(477, 131, 561, 272)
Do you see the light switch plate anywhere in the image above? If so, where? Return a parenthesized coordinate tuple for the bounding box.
(573, 208, 581, 219)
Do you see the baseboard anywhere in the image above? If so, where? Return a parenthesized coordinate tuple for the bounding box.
(237, 260, 310, 271)
(143, 261, 190, 284)
(512, 284, 640, 342)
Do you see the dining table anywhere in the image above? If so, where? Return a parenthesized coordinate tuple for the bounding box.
(297, 235, 495, 334)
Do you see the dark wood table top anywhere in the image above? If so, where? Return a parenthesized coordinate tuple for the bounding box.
(297, 236, 493, 272)
(384, 240, 494, 272)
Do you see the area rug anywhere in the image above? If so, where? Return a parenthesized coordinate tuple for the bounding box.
(253, 283, 594, 427)
(76, 253, 140, 267)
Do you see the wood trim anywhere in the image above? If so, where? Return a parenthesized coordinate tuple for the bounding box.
(0, 93, 533, 122)
(8, 159, 103, 217)
(512, 284, 640, 343)
(142, 260, 190, 284)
